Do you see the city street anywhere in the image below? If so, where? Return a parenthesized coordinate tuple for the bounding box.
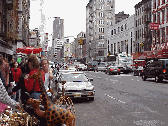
(73, 71, 168, 126)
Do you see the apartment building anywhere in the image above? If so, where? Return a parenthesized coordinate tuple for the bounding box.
(151, 0, 168, 50)
(0, 0, 30, 61)
(134, 0, 152, 53)
(86, 0, 115, 61)
(108, 14, 135, 55)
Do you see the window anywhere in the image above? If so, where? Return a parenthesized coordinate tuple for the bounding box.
(131, 32, 132, 37)
(114, 29, 116, 34)
(125, 24, 127, 30)
(136, 31, 137, 40)
(118, 27, 120, 32)
(140, 29, 141, 37)
(138, 19, 139, 26)
(121, 25, 123, 31)
(136, 20, 137, 27)
(111, 30, 113, 35)
(142, 16, 143, 24)
(140, 18, 141, 25)
(99, 12, 103, 17)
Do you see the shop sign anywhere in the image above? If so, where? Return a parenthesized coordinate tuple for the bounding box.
(149, 23, 159, 30)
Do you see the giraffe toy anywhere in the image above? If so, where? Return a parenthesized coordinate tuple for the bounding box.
(28, 70, 76, 126)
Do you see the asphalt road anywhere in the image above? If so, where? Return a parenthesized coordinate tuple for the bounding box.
(73, 71, 168, 126)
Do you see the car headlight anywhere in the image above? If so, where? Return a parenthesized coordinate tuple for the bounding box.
(86, 85, 94, 90)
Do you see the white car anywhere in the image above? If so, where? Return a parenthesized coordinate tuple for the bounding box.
(56, 72, 95, 101)
(77, 64, 87, 71)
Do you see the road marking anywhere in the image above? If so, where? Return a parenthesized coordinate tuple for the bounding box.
(110, 79, 118, 82)
(104, 94, 125, 104)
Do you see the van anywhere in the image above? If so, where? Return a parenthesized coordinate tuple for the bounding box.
(142, 59, 168, 82)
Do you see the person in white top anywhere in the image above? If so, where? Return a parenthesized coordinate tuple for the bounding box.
(41, 59, 54, 96)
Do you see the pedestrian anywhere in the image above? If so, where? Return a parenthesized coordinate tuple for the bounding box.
(41, 58, 54, 97)
(11, 62, 22, 102)
(24, 54, 45, 99)
(0, 58, 21, 113)
(12, 62, 30, 105)
(0, 54, 10, 91)
(9, 58, 15, 68)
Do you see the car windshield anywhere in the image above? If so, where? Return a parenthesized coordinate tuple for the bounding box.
(61, 73, 88, 82)
(109, 66, 118, 69)
(98, 63, 105, 67)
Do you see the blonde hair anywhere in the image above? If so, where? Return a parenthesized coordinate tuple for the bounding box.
(28, 54, 40, 69)
(41, 58, 49, 64)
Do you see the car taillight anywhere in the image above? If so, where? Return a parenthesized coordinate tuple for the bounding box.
(142, 70, 143, 72)
(110, 69, 114, 71)
(118, 69, 120, 71)
(163, 69, 166, 73)
(90, 66, 92, 67)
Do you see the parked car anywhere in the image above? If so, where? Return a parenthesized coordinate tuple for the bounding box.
(87, 61, 98, 71)
(105, 65, 120, 75)
(96, 63, 106, 72)
(133, 66, 143, 76)
(142, 59, 168, 82)
(77, 64, 87, 71)
(56, 71, 95, 101)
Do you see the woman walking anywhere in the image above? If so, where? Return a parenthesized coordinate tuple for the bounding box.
(24, 54, 45, 99)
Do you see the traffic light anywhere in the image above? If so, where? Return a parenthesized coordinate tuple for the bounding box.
(66, 39, 69, 43)
(78, 39, 83, 45)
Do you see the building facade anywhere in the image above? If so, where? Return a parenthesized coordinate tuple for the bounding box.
(151, 0, 168, 50)
(76, 32, 86, 60)
(0, 0, 30, 61)
(29, 28, 40, 47)
(52, 17, 64, 62)
(86, 0, 115, 61)
(108, 14, 135, 55)
(115, 11, 129, 24)
(134, 0, 152, 53)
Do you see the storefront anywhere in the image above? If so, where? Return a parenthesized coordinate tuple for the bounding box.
(132, 49, 168, 60)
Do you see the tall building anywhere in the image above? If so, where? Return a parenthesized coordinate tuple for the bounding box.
(53, 17, 64, 39)
(86, 0, 115, 62)
(115, 11, 129, 24)
(52, 17, 64, 62)
(134, 0, 152, 53)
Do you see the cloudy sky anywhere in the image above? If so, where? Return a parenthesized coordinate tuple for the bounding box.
(29, 0, 142, 46)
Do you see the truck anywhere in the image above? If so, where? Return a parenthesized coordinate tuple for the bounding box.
(116, 52, 133, 73)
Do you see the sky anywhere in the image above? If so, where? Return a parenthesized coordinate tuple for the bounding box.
(29, 0, 142, 47)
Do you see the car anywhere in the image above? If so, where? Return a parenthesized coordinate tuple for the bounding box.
(96, 63, 106, 72)
(56, 71, 95, 101)
(142, 59, 168, 82)
(87, 61, 98, 71)
(133, 66, 143, 76)
(77, 64, 87, 71)
(105, 65, 120, 75)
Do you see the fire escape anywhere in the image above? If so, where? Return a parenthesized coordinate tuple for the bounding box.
(143, 2, 152, 51)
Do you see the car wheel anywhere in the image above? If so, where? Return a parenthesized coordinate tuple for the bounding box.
(117, 72, 120, 75)
(142, 74, 147, 81)
(89, 97, 94, 101)
(155, 75, 163, 83)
